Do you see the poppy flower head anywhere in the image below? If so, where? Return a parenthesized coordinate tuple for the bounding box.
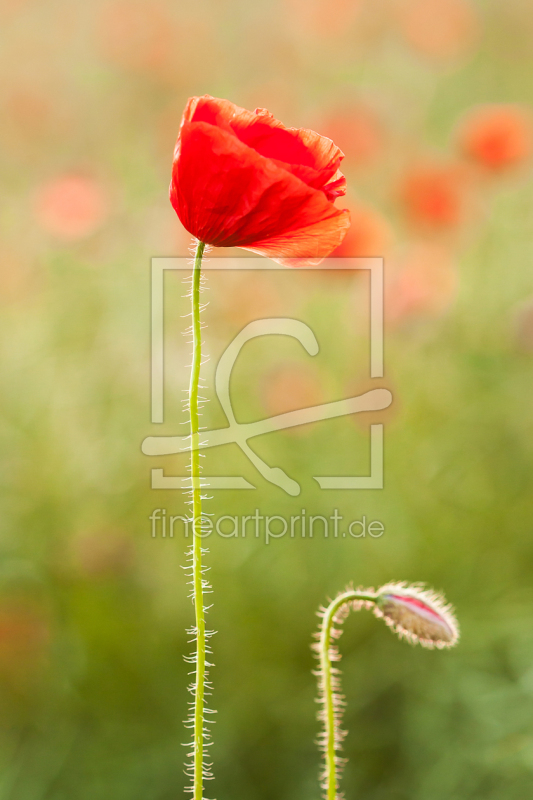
(374, 582, 459, 648)
(458, 104, 533, 171)
(170, 95, 350, 266)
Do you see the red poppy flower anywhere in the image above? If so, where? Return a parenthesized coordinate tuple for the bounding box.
(170, 95, 350, 266)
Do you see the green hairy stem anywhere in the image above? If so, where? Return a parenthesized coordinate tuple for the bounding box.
(315, 590, 377, 800)
(186, 239, 212, 800)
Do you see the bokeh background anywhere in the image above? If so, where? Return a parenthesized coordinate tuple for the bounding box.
(2, 0, 533, 798)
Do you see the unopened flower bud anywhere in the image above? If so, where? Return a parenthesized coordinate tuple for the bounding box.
(374, 582, 459, 648)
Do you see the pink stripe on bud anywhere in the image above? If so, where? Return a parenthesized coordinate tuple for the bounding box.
(374, 583, 459, 648)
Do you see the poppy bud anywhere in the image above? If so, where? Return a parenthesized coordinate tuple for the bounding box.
(374, 582, 459, 648)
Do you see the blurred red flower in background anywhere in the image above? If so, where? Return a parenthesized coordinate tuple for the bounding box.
(260, 362, 324, 435)
(285, 0, 362, 38)
(5, 86, 52, 141)
(98, 1, 177, 79)
(458, 104, 533, 171)
(0, 248, 38, 304)
(69, 528, 134, 579)
(0, 600, 50, 680)
(98, 3, 217, 87)
(332, 199, 393, 257)
(399, 162, 472, 230)
(34, 174, 109, 240)
(386, 242, 457, 323)
(170, 95, 350, 266)
(0, 0, 30, 20)
(209, 271, 284, 328)
(397, 0, 479, 62)
(317, 105, 385, 170)
(513, 297, 533, 353)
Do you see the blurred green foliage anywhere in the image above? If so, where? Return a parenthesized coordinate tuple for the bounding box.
(1, 0, 533, 799)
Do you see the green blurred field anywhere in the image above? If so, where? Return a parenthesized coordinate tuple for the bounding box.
(1, 1, 533, 798)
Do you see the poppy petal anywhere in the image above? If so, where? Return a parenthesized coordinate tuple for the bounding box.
(241, 211, 350, 267)
(183, 95, 346, 198)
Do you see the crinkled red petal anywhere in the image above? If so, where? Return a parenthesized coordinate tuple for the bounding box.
(181, 95, 346, 199)
(170, 119, 349, 262)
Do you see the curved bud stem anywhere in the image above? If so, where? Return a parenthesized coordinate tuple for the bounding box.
(315, 590, 377, 800)
(314, 583, 458, 800)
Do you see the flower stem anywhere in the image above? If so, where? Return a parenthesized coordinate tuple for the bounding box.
(318, 590, 376, 800)
(190, 239, 206, 800)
